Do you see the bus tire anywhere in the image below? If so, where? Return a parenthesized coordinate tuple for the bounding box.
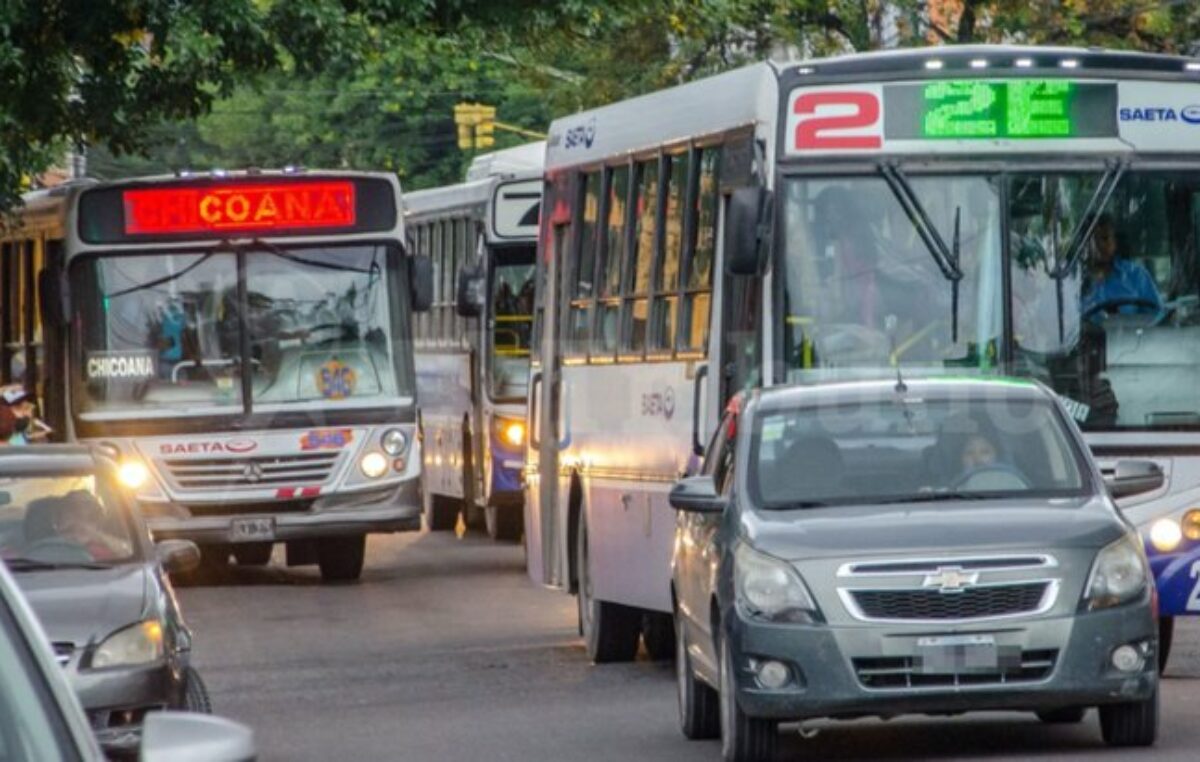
(425, 495, 458, 532)
(577, 516, 640, 663)
(199, 544, 230, 570)
(1158, 616, 1174, 674)
(233, 542, 273, 566)
(485, 505, 523, 542)
(318, 535, 366, 583)
(643, 612, 675, 662)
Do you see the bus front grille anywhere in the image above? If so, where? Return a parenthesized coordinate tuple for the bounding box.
(160, 452, 341, 490)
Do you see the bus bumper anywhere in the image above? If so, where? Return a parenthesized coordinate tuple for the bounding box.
(1147, 543, 1200, 617)
(143, 478, 422, 544)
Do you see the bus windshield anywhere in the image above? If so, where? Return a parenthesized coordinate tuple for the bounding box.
(781, 174, 1003, 381)
(489, 246, 535, 400)
(72, 243, 411, 418)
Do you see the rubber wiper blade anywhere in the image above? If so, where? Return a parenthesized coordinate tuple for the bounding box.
(765, 500, 831, 510)
(877, 492, 989, 504)
(4, 557, 112, 572)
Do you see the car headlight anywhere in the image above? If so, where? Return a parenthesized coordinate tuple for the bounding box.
(360, 452, 388, 479)
(92, 621, 164, 669)
(117, 460, 150, 489)
(1083, 534, 1149, 611)
(734, 543, 820, 623)
(381, 428, 408, 456)
(495, 417, 525, 448)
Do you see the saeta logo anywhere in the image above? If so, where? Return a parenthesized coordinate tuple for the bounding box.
(1183, 105, 1200, 125)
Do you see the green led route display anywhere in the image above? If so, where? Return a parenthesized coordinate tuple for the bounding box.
(884, 80, 1118, 141)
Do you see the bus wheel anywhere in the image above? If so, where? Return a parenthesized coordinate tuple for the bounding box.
(485, 505, 523, 542)
(318, 535, 366, 583)
(1159, 616, 1174, 674)
(577, 515, 640, 663)
(233, 542, 273, 567)
(199, 544, 231, 570)
(425, 495, 458, 532)
(642, 612, 675, 662)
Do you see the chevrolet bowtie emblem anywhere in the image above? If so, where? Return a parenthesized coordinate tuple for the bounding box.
(922, 566, 980, 593)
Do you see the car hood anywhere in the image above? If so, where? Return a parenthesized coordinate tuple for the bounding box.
(741, 496, 1127, 562)
(14, 565, 149, 647)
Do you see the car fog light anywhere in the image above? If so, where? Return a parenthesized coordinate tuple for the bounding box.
(117, 460, 150, 489)
(1111, 644, 1143, 673)
(1183, 510, 1200, 541)
(1150, 518, 1182, 552)
(360, 452, 388, 479)
(756, 660, 791, 690)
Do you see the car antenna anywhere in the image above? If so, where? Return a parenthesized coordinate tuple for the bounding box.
(885, 315, 907, 393)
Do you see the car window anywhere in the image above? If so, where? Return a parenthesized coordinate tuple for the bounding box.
(750, 393, 1088, 508)
(0, 476, 137, 566)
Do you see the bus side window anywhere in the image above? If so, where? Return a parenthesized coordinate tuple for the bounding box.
(621, 157, 660, 359)
(650, 149, 688, 356)
(680, 145, 720, 355)
(414, 224, 428, 343)
(568, 171, 602, 358)
(593, 164, 629, 361)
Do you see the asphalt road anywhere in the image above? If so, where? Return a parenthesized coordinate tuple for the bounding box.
(177, 531, 1200, 762)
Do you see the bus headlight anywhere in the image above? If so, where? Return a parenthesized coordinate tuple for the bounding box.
(117, 460, 150, 489)
(496, 418, 525, 448)
(1182, 510, 1200, 541)
(381, 429, 408, 456)
(360, 452, 388, 479)
(1149, 518, 1183, 552)
(92, 621, 164, 669)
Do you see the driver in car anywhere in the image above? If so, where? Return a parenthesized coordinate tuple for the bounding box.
(1081, 214, 1162, 318)
(935, 413, 1027, 490)
(47, 492, 129, 562)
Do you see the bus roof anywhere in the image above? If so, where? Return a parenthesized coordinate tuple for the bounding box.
(465, 141, 545, 182)
(402, 177, 493, 221)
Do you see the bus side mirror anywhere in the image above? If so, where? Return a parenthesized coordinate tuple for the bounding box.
(409, 256, 434, 313)
(38, 269, 68, 328)
(1104, 460, 1164, 499)
(456, 267, 485, 318)
(724, 186, 771, 276)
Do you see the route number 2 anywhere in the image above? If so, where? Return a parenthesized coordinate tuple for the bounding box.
(792, 89, 883, 151)
(1187, 560, 1200, 612)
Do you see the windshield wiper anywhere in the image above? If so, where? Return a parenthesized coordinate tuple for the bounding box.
(1048, 160, 1128, 342)
(244, 238, 378, 276)
(879, 163, 964, 342)
(764, 500, 831, 510)
(876, 492, 990, 504)
(3, 557, 113, 572)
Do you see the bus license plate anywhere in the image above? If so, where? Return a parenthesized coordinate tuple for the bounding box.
(915, 635, 998, 674)
(230, 518, 275, 542)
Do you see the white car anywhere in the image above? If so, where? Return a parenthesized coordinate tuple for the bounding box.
(0, 559, 255, 761)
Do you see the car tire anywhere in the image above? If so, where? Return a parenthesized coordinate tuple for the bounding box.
(1036, 707, 1086, 723)
(576, 516, 640, 663)
(643, 612, 674, 662)
(719, 637, 777, 762)
(486, 505, 523, 542)
(1158, 616, 1174, 674)
(182, 667, 212, 714)
(1099, 686, 1158, 747)
(425, 495, 458, 532)
(676, 612, 719, 739)
(232, 542, 273, 566)
(317, 535, 366, 583)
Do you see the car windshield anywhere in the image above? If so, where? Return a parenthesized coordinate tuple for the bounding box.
(0, 476, 136, 566)
(750, 391, 1087, 509)
(489, 246, 535, 400)
(71, 243, 412, 419)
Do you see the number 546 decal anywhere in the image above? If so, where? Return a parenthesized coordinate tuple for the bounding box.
(787, 85, 884, 154)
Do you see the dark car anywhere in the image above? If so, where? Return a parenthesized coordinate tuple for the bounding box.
(671, 378, 1163, 762)
(0, 445, 209, 757)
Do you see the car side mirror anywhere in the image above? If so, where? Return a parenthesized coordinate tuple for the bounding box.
(140, 712, 256, 762)
(456, 267, 485, 318)
(1104, 460, 1164, 500)
(156, 540, 201, 575)
(409, 256, 434, 313)
(669, 475, 727, 514)
(724, 186, 771, 276)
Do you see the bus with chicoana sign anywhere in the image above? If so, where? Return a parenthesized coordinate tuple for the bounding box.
(405, 142, 542, 541)
(0, 170, 433, 582)
(526, 44, 1200, 668)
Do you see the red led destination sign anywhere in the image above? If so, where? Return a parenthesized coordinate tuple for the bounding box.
(122, 181, 357, 236)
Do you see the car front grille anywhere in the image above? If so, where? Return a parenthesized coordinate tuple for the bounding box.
(161, 452, 340, 490)
(853, 649, 1057, 690)
(849, 582, 1050, 622)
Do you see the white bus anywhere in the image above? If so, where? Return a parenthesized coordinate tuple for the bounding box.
(407, 145, 542, 540)
(526, 45, 1200, 666)
(1, 170, 431, 582)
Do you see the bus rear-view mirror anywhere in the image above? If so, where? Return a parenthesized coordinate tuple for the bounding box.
(1105, 459, 1165, 500)
(724, 186, 771, 276)
(409, 256, 434, 313)
(456, 268, 485, 318)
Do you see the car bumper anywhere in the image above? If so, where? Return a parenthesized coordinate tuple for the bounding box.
(728, 601, 1157, 721)
(69, 661, 178, 755)
(145, 478, 422, 544)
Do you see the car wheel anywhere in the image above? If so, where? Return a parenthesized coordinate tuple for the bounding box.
(485, 505, 523, 542)
(425, 495, 459, 532)
(317, 535, 366, 583)
(1158, 616, 1174, 674)
(1099, 686, 1158, 747)
(720, 636, 777, 762)
(643, 612, 674, 662)
(676, 612, 719, 739)
(1036, 707, 1086, 723)
(182, 667, 212, 714)
(232, 542, 273, 566)
(576, 515, 640, 663)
